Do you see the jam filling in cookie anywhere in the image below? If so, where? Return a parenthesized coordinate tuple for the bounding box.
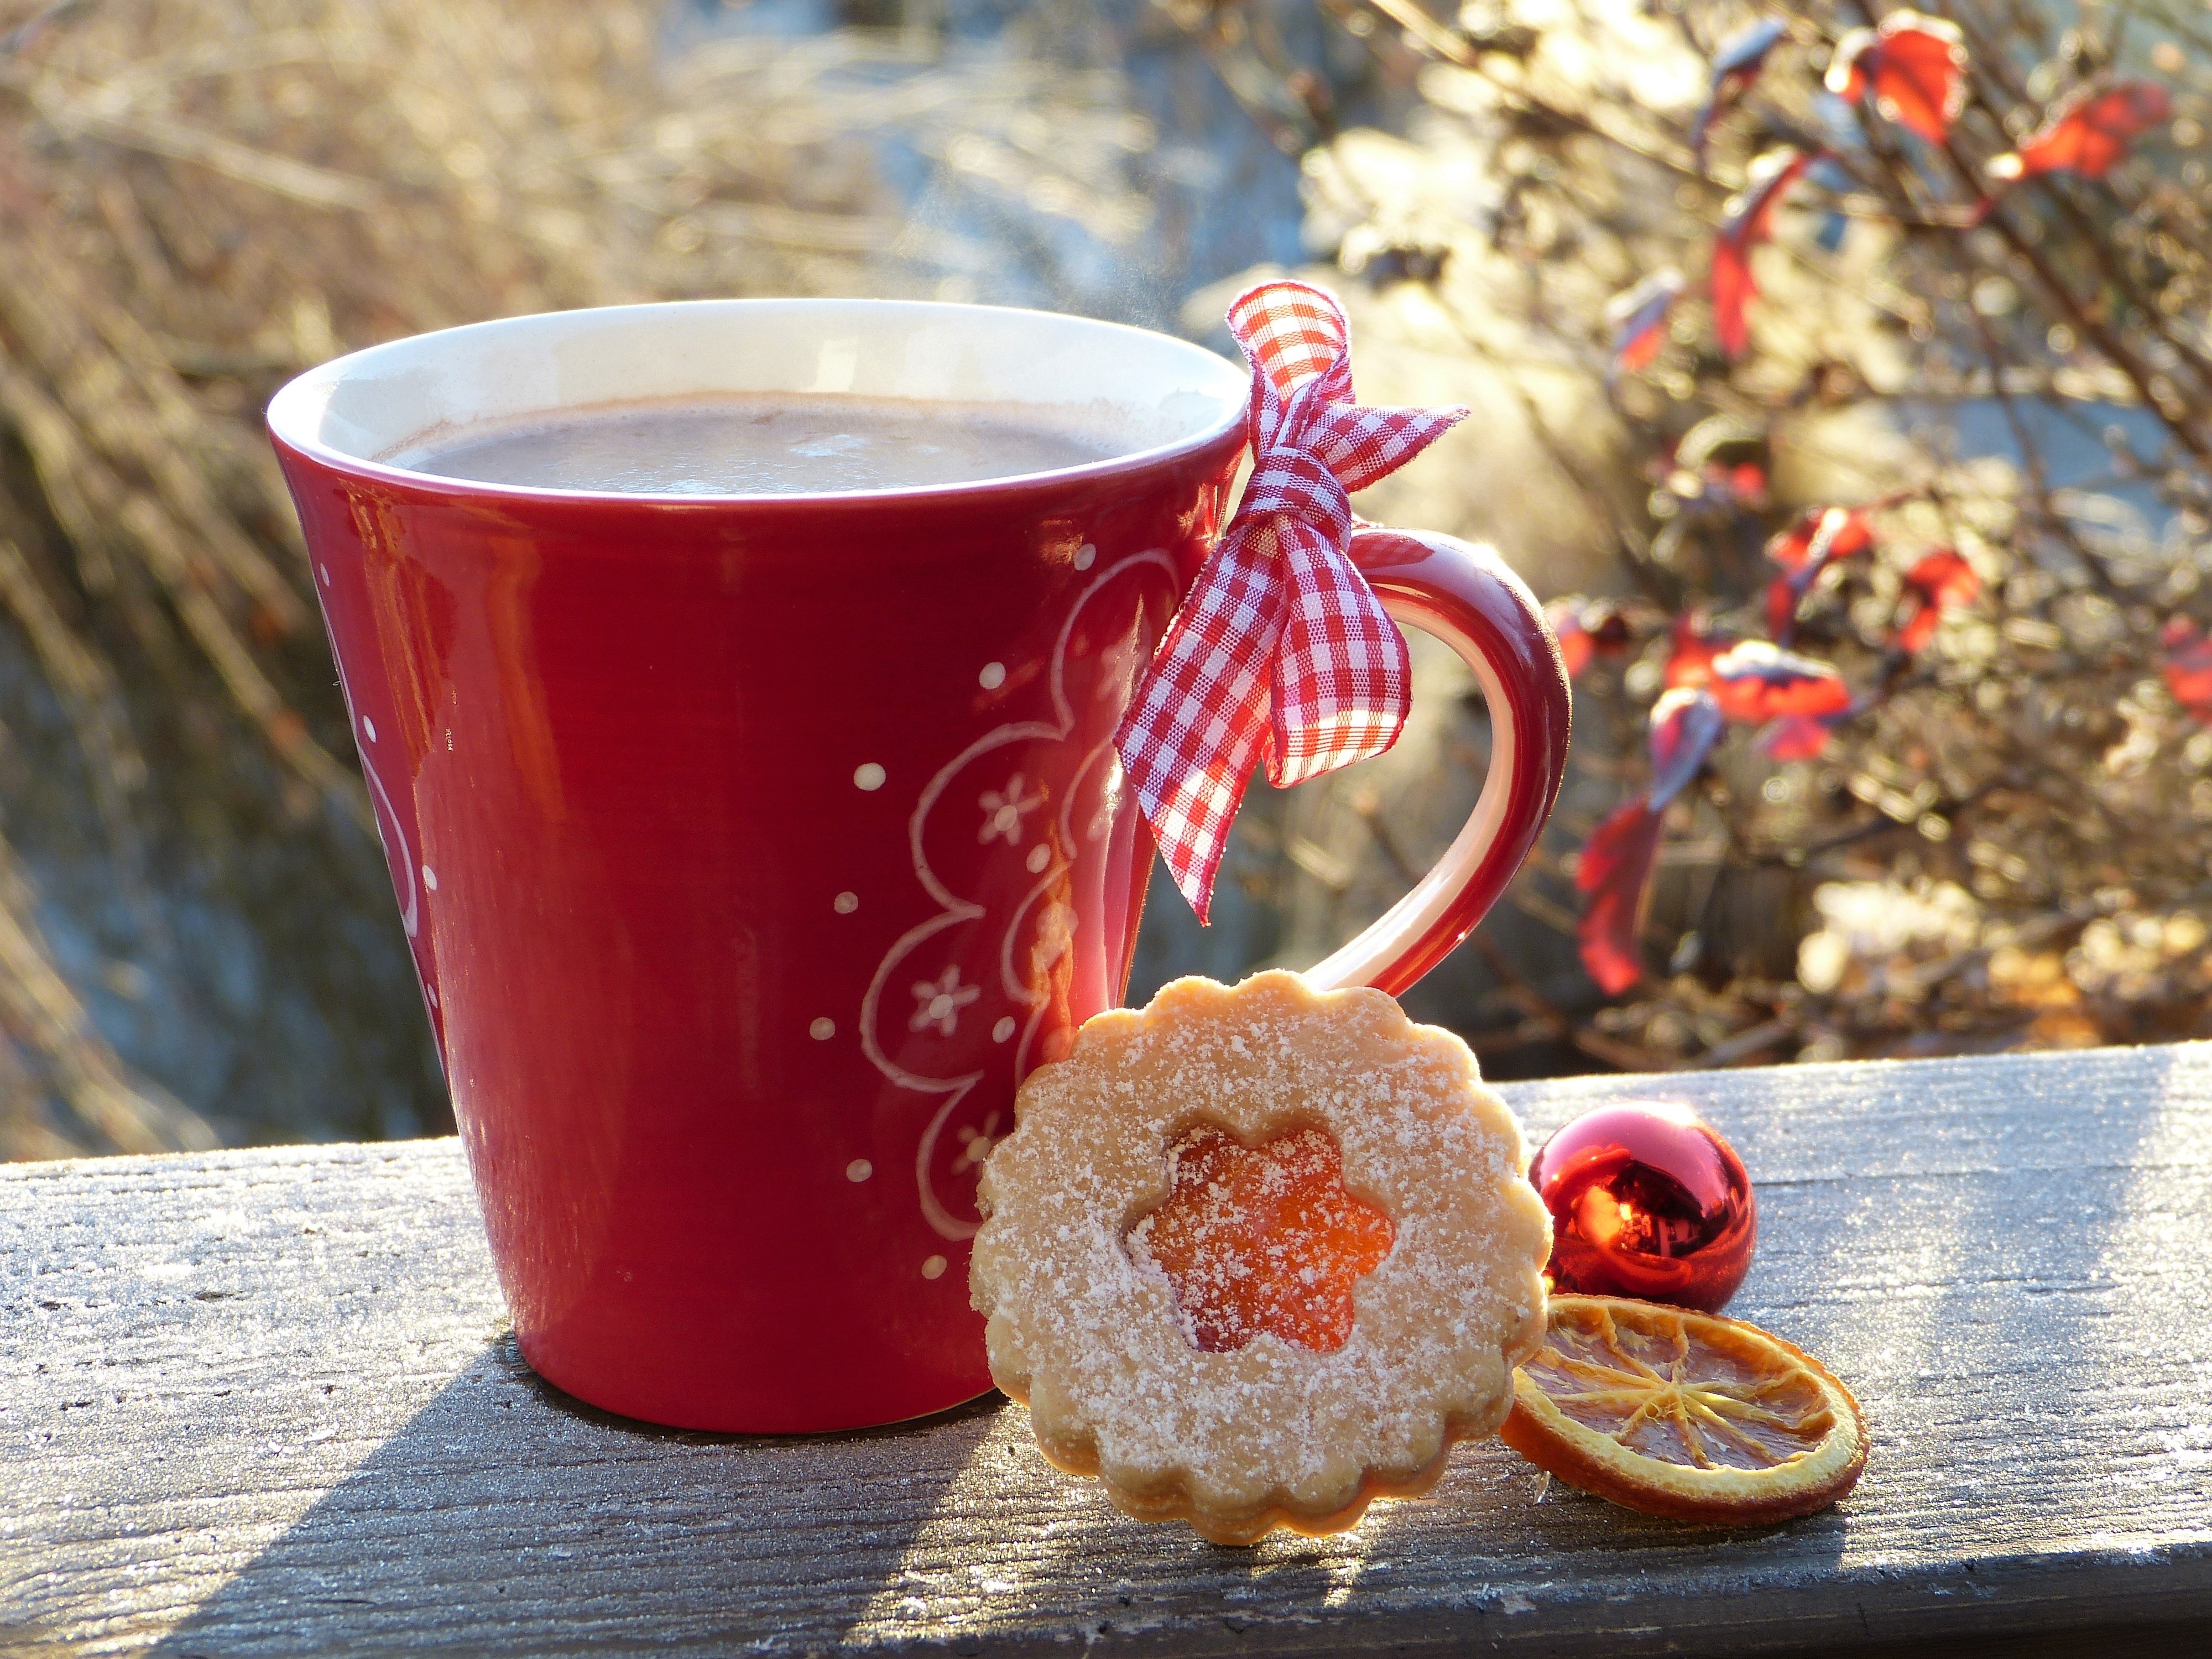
(1128, 1124, 1395, 1354)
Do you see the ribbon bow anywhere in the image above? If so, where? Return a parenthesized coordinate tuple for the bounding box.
(1114, 281, 1467, 922)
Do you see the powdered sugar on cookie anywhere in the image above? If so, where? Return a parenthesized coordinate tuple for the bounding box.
(969, 970, 1552, 1543)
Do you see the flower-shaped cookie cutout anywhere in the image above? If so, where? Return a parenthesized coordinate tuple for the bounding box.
(970, 971, 1552, 1544)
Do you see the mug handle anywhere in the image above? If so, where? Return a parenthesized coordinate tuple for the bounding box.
(1299, 528, 1573, 998)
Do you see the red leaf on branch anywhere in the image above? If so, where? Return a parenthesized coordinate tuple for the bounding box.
(2163, 617, 2212, 719)
(1713, 147, 1811, 359)
(1606, 268, 1685, 375)
(1691, 18, 1788, 163)
(1668, 416, 1771, 509)
(1576, 798, 1665, 995)
(1764, 507, 1876, 641)
(1556, 615, 1595, 678)
(1827, 14, 1969, 145)
(1723, 460, 1770, 507)
(1550, 598, 1634, 679)
(1574, 689, 1723, 996)
(1648, 687, 1726, 807)
(1709, 639, 1853, 723)
(1757, 713, 1840, 760)
(1665, 613, 1734, 689)
(1763, 575, 1808, 642)
(1766, 505, 1875, 574)
(1895, 548, 1980, 654)
(1988, 81, 2172, 182)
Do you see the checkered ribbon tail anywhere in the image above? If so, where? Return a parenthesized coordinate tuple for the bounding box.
(1113, 281, 1467, 923)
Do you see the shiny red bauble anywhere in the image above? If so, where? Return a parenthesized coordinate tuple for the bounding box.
(1528, 1102, 1756, 1313)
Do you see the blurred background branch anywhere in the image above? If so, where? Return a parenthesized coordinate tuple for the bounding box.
(2, 0, 2206, 1158)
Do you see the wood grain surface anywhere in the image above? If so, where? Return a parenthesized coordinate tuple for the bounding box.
(4, 1045, 2210, 1657)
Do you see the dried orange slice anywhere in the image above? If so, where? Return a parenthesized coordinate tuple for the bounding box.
(1500, 1295, 1867, 1523)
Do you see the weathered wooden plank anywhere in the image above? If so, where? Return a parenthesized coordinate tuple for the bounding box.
(3, 1045, 2210, 1656)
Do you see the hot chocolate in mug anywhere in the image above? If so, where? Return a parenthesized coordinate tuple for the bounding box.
(267, 300, 1571, 1432)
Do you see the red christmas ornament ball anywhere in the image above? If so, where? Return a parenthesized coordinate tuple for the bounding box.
(1528, 1102, 1756, 1313)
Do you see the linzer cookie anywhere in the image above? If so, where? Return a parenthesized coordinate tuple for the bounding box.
(969, 971, 1552, 1544)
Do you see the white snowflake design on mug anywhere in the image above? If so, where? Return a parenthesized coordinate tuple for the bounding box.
(859, 549, 1178, 1240)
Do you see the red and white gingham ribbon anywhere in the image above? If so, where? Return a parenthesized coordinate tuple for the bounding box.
(1114, 281, 1467, 922)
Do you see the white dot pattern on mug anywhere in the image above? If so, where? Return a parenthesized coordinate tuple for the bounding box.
(979, 661, 1006, 690)
(855, 544, 1181, 1248)
(854, 762, 886, 791)
(846, 1159, 873, 1183)
(810, 1017, 836, 1040)
(421, 864, 437, 891)
(1074, 542, 1097, 570)
(362, 717, 378, 743)
(921, 1255, 948, 1280)
(834, 891, 859, 914)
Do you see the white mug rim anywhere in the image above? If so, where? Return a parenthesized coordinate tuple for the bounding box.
(265, 297, 1251, 507)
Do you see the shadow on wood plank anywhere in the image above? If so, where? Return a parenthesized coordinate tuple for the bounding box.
(144, 1333, 1006, 1658)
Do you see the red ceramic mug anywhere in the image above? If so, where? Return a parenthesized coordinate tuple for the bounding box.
(268, 300, 1570, 1432)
